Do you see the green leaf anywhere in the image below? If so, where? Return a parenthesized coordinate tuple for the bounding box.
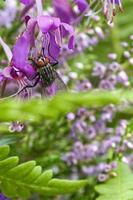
(35, 170, 53, 185)
(1, 90, 133, 122)
(0, 145, 88, 198)
(48, 179, 88, 193)
(0, 145, 9, 160)
(0, 135, 22, 146)
(95, 162, 133, 200)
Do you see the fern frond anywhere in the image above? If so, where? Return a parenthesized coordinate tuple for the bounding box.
(95, 162, 133, 200)
(0, 145, 88, 198)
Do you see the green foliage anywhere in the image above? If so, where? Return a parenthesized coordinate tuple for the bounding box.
(0, 145, 88, 199)
(116, 0, 133, 39)
(95, 162, 133, 200)
(1, 90, 133, 122)
(0, 1, 5, 9)
(0, 135, 20, 145)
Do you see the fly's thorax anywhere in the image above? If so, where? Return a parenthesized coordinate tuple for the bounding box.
(36, 56, 50, 69)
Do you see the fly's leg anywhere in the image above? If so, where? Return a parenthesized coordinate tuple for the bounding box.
(0, 75, 40, 100)
(51, 61, 59, 67)
(28, 56, 37, 67)
(15, 70, 39, 81)
(17, 76, 40, 95)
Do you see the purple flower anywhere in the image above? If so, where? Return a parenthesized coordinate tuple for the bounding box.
(75, 120, 87, 133)
(87, 126, 96, 139)
(92, 62, 106, 79)
(67, 112, 75, 121)
(117, 71, 129, 86)
(104, 164, 111, 173)
(2, 15, 74, 98)
(108, 62, 120, 72)
(101, 104, 115, 122)
(64, 152, 78, 165)
(97, 163, 107, 172)
(20, 0, 34, 5)
(123, 51, 131, 59)
(115, 120, 127, 136)
(82, 166, 96, 175)
(77, 108, 88, 117)
(53, 0, 76, 24)
(95, 27, 105, 40)
(53, 0, 89, 25)
(9, 121, 24, 132)
(98, 173, 108, 182)
(99, 79, 115, 90)
(108, 53, 117, 60)
(75, 33, 91, 51)
(94, 120, 106, 134)
(0, 193, 10, 200)
(26, 15, 75, 54)
(77, 80, 92, 91)
(74, 0, 89, 13)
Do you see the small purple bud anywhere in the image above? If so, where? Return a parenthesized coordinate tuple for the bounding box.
(117, 71, 129, 86)
(74, 141, 84, 150)
(109, 62, 120, 72)
(89, 37, 98, 46)
(110, 161, 117, 169)
(108, 53, 117, 60)
(92, 15, 100, 22)
(119, 120, 128, 129)
(82, 166, 96, 175)
(95, 27, 105, 39)
(107, 75, 117, 85)
(67, 112, 75, 121)
(78, 80, 92, 91)
(116, 127, 124, 136)
(77, 108, 87, 117)
(92, 62, 106, 78)
(98, 173, 108, 182)
(101, 112, 113, 122)
(65, 152, 78, 165)
(123, 51, 131, 58)
(104, 164, 111, 173)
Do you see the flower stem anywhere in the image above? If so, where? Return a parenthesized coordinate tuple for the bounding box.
(0, 79, 7, 98)
(35, 0, 43, 16)
(0, 37, 12, 63)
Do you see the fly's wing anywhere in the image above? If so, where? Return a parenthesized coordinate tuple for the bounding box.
(53, 70, 67, 91)
(41, 69, 67, 97)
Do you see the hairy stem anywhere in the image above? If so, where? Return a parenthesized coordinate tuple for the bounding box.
(35, 0, 43, 16)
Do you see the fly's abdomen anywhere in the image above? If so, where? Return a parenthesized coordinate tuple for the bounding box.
(39, 64, 55, 87)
